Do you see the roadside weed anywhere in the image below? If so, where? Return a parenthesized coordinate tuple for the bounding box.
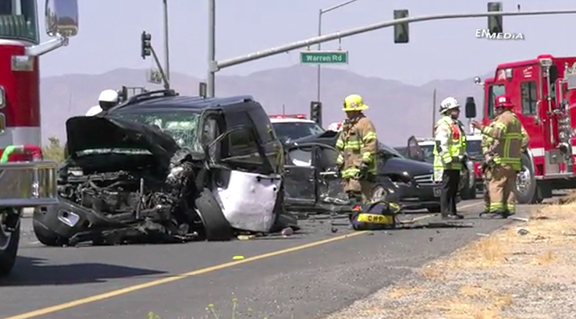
(42, 136, 65, 162)
(148, 297, 269, 319)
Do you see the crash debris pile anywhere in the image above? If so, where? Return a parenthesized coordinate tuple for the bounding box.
(325, 198, 576, 319)
(56, 146, 202, 245)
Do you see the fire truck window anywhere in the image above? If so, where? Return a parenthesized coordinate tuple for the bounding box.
(0, 0, 38, 43)
(0, 2, 12, 15)
(488, 84, 505, 118)
(521, 81, 537, 115)
(549, 66, 558, 101)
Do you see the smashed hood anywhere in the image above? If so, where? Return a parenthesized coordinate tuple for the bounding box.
(66, 116, 181, 162)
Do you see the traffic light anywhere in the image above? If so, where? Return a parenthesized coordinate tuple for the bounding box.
(487, 2, 503, 34)
(393, 9, 409, 44)
(141, 31, 151, 59)
(310, 101, 322, 126)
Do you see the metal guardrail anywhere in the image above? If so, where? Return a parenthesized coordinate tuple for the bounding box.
(0, 161, 58, 207)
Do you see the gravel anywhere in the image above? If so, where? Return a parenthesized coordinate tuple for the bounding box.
(324, 202, 576, 319)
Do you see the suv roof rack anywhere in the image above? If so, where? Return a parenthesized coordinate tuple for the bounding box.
(125, 89, 179, 104)
(109, 89, 179, 112)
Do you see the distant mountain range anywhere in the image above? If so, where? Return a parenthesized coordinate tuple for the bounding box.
(40, 65, 492, 147)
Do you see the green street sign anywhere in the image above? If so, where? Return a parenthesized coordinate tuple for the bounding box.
(300, 51, 348, 64)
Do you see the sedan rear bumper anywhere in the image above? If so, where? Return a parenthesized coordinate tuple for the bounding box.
(395, 181, 460, 211)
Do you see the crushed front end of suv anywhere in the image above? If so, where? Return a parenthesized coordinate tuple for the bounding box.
(33, 90, 295, 246)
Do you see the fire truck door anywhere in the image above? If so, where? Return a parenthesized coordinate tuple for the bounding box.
(541, 64, 567, 174)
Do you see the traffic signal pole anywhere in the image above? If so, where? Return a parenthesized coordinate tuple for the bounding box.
(205, 8, 576, 97)
(141, 31, 170, 90)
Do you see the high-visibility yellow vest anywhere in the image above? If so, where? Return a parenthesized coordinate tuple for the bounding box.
(433, 117, 465, 175)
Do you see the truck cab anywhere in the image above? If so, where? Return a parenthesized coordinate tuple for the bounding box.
(468, 54, 576, 204)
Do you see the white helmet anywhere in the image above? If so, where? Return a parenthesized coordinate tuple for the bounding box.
(98, 89, 119, 103)
(439, 97, 460, 114)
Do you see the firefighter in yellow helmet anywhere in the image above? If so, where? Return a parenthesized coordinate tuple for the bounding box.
(335, 94, 379, 204)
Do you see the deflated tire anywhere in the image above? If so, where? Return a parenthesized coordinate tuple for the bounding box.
(195, 188, 233, 241)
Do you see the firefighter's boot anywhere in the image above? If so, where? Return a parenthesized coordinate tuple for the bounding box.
(480, 210, 506, 219)
(442, 212, 464, 220)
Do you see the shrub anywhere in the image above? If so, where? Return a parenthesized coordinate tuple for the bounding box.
(42, 136, 65, 162)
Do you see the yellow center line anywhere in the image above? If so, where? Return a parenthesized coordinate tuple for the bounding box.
(5, 200, 483, 319)
(3, 231, 368, 319)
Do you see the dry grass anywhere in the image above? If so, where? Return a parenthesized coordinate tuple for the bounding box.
(327, 195, 576, 319)
(387, 285, 426, 298)
(42, 136, 65, 162)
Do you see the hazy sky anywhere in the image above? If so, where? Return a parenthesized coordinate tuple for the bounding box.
(39, 0, 576, 85)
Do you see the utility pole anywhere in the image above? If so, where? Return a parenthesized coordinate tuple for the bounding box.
(432, 89, 437, 136)
(207, 0, 216, 97)
(207, 8, 576, 94)
(317, 0, 360, 103)
(163, 0, 170, 81)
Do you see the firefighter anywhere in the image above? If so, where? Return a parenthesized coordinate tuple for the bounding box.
(480, 122, 529, 215)
(480, 123, 496, 215)
(433, 97, 466, 220)
(472, 95, 525, 218)
(86, 89, 120, 116)
(335, 94, 378, 204)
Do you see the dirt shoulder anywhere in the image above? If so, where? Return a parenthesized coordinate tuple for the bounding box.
(326, 200, 576, 319)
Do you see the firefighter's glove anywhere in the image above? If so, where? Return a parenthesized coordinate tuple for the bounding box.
(484, 154, 497, 169)
(358, 162, 370, 179)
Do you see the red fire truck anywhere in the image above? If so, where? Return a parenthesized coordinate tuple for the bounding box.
(466, 54, 576, 204)
(0, 0, 78, 276)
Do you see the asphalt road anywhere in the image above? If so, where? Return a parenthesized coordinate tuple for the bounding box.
(0, 199, 537, 319)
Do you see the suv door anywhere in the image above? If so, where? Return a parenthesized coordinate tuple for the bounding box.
(221, 105, 275, 174)
(314, 144, 347, 204)
(283, 144, 317, 207)
(406, 135, 425, 162)
(246, 102, 284, 174)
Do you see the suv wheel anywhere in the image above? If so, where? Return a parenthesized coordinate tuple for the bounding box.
(195, 188, 233, 241)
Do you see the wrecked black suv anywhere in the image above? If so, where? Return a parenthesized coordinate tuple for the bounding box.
(33, 90, 292, 246)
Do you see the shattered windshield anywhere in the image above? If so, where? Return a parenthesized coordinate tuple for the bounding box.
(111, 111, 202, 152)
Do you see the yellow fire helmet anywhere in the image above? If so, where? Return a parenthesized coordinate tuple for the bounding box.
(343, 94, 369, 111)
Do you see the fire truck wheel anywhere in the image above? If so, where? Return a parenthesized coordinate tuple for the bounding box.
(515, 153, 539, 204)
(0, 209, 20, 277)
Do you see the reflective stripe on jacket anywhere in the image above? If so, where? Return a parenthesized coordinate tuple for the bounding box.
(433, 116, 465, 172)
(335, 115, 378, 179)
(481, 110, 524, 170)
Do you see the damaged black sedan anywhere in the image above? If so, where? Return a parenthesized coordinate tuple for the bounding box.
(33, 90, 294, 246)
